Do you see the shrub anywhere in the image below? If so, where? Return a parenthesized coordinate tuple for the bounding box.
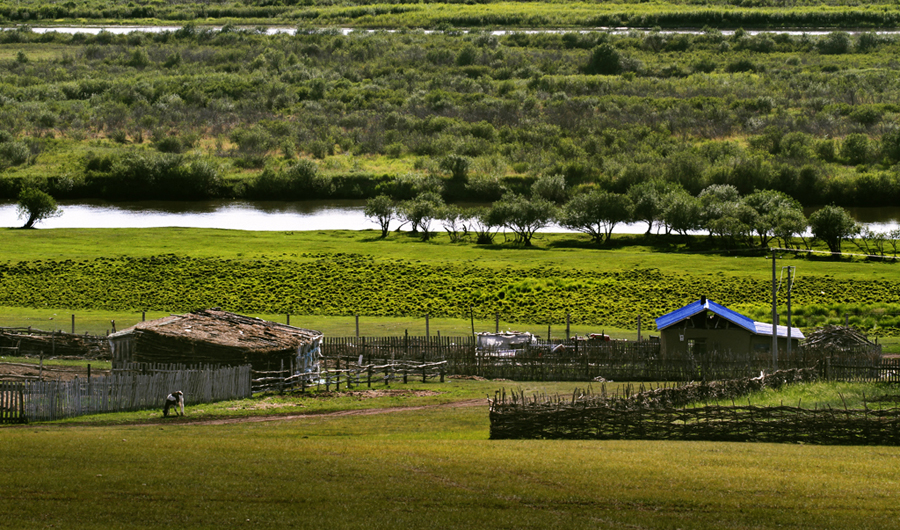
(817, 32, 851, 55)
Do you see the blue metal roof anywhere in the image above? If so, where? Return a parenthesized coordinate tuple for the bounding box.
(656, 299, 757, 333)
(655, 298, 805, 339)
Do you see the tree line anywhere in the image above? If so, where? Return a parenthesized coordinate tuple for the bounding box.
(365, 180, 875, 257)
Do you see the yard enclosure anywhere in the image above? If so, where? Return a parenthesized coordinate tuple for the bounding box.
(488, 369, 900, 444)
(1, 363, 250, 423)
(321, 335, 889, 382)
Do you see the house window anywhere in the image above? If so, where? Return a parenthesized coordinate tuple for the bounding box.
(687, 338, 707, 356)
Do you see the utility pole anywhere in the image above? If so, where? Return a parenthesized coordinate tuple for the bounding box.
(772, 249, 778, 371)
(786, 266, 794, 360)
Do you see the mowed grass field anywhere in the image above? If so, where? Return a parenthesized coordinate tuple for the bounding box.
(4, 380, 900, 530)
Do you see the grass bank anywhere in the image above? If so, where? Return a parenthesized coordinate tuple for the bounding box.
(3, 379, 900, 529)
(2, 228, 899, 338)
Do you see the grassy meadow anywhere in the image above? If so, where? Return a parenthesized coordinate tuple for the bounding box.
(3, 378, 900, 529)
(1, 227, 899, 340)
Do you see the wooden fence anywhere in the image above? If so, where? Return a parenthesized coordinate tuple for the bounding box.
(489, 369, 900, 444)
(252, 360, 447, 394)
(0, 381, 25, 424)
(322, 336, 827, 381)
(823, 357, 900, 382)
(8, 364, 251, 423)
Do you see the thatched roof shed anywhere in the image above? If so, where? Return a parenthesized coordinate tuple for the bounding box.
(108, 310, 323, 371)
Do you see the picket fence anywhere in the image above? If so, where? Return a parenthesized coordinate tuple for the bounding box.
(5, 364, 251, 423)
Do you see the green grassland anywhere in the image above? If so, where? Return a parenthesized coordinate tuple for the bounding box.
(3, 379, 900, 529)
(1, 228, 899, 338)
(3, 0, 900, 28)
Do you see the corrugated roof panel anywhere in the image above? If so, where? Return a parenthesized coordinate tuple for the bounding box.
(753, 322, 805, 340)
(655, 299, 756, 333)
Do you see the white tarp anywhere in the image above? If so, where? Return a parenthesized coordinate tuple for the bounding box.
(476, 332, 536, 350)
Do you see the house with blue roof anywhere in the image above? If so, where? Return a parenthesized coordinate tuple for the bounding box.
(655, 296, 804, 357)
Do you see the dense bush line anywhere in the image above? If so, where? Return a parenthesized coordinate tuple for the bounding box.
(2, 27, 900, 207)
(1, 253, 899, 334)
(2, 0, 900, 28)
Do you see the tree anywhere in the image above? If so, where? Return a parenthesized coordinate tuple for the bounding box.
(559, 191, 633, 244)
(364, 195, 394, 238)
(880, 128, 900, 164)
(438, 204, 468, 242)
(439, 154, 472, 181)
(743, 190, 805, 247)
(840, 133, 871, 165)
(398, 192, 444, 240)
(627, 180, 682, 235)
(771, 207, 809, 250)
(490, 193, 555, 246)
(17, 187, 61, 229)
(469, 206, 502, 244)
(809, 205, 859, 255)
(662, 190, 701, 237)
(698, 184, 741, 237)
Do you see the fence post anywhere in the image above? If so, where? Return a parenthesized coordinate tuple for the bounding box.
(71, 315, 75, 334)
(495, 313, 499, 333)
(426, 315, 430, 338)
(355, 315, 359, 339)
(566, 313, 570, 340)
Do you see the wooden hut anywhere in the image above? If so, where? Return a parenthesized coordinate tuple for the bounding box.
(108, 309, 323, 372)
(655, 297, 804, 357)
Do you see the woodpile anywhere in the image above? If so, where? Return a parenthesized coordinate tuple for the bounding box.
(803, 325, 881, 361)
(805, 325, 875, 350)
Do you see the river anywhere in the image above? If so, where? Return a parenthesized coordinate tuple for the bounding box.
(9, 26, 900, 37)
(2, 200, 899, 234)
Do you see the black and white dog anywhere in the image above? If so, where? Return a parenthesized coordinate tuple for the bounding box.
(163, 390, 184, 417)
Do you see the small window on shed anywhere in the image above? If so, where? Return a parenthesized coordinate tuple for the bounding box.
(687, 338, 707, 356)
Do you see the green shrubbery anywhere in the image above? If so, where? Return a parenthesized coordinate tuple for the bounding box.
(2, 251, 899, 334)
(1, 27, 900, 208)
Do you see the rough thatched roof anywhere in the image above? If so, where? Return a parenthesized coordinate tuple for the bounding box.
(109, 309, 322, 353)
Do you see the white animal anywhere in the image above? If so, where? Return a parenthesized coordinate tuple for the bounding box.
(163, 391, 184, 417)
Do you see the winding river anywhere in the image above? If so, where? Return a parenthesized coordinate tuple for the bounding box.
(2, 200, 899, 234)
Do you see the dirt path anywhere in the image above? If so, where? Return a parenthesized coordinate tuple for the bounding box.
(4, 398, 488, 429)
(173, 398, 487, 426)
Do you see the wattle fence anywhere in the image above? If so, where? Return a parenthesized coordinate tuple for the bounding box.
(488, 369, 900, 444)
(1, 364, 250, 423)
